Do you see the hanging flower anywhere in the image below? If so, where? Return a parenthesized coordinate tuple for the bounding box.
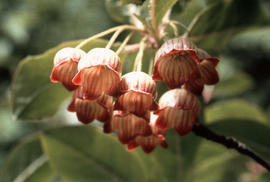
(154, 89, 200, 136)
(185, 49, 219, 95)
(67, 87, 113, 125)
(50, 47, 86, 91)
(110, 110, 152, 144)
(127, 113, 168, 153)
(72, 48, 122, 99)
(152, 37, 200, 89)
(114, 72, 158, 116)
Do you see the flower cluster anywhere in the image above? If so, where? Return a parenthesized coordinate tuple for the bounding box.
(50, 37, 219, 153)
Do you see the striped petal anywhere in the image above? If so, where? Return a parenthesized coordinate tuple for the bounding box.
(127, 135, 168, 153)
(53, 47, 86, 66)
(127, 112, 168, 153)
(199, 59, 219, 85)
(185, 49, 220, 95)
(119, 72, 157, 98)
(50, 60, 79, 91)
(184, 79, 204, 95)
(72, 48, 121, 99)
(155, 107, 196, 136)
(155, 52, 200, 88)
(114, 91, 158, 116)
(197, 48, 219, 67)
(111, 111, 152, 144)
(74, 94, 113, 124)
(73, 66, 121, 99)
(155, 89, 200, 136)
(78, 48, 121, 74)
(152, 38, 200, 88)
(157, 89, 200, 115)
(50, 48, 86, 91)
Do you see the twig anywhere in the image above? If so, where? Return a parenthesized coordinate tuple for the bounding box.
(192, 123, 270, 171)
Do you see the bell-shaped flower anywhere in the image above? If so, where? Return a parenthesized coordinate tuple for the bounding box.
(185, 49, 219, 95)
(50, 47, 86, 91)
(67, 87, 113, 125)
(114, 72, 158, 116)
(127, 113, 168, 153)
(152, 37, 200, 89)
(154, 89, 200, 136)
(72, 48, 122, 99)
(111, 110, 152, 144)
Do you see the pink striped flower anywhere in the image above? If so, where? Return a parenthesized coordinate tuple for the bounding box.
(67, 87, 113, 125)
(110, 110, 152, 144)
(152, 37, 200, 89)
(114, 72, 158, 116)
(185, 49, 219, 95)
(72, 48, 122, 99)
(50, 48, 86, 91)
(154, 89, 200, 136)
(127, 113, 168, 153)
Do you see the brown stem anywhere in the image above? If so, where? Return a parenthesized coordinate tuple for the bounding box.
(192, 123, 270, 171)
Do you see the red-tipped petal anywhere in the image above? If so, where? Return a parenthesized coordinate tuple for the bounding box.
(155, 107, 196, 134)
(154, 51, 200, 89)
(74, 94, 113, 124)
(53, 47, 86, 66)
(50, 61, 78, 91)
(79, 66, 121, 99)
(114, 91, 157, 116)
(78, 48, 122, 74)
(72, 71, 81, 85)
(111, 111, 152, 144)
(196, 49, 219, 67)
(152, 38, 200, 88)
(199, 60, 219, 85)
(155, 112, 168, 130)
(103, 121, 112, 133)
(184, 79, 204, 95)
(120, 72, 157, 98)
(67, 99, 76, 112)
(127, 141, 139, 151)
(158, 89, 201, 115)
(155, 89, 200, 135)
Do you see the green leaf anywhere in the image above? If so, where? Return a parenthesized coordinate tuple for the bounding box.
(154, 0, 178, 26)
(184, 139, 248, 182)
(205, 99, 268, 124)
(214, 71, 254, 98)
(257, 172, 270, 182)
(11, 39, 109, 120)
(175, 0, 267, 54)
(133, 14, 150, 29)
(121, 0, 145, 5)
(40, 126, 148, 182)
(209, 120, 270, 161)
(0, 134, 55, 182)
(105, 0, 130, 23)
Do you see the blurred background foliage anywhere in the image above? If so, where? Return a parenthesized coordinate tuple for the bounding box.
(0, 0, 270, 181)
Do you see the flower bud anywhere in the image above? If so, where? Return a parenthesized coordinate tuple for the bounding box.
(72, 48, 122, 99)
(152, 38, 200, 88)
(155, 89, 200, 136)
(50, 48, 86, 91)
(111, 110, 152, 144)
(114, 72, 158, 116)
